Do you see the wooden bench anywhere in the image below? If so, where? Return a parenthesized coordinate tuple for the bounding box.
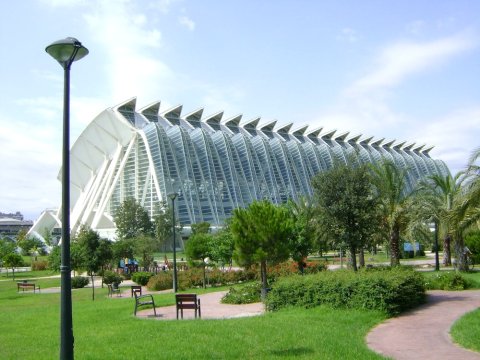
(176, 294, 201, 319)
(134, 294, 156, 317)
(107, 284, 121, 297)
(131, 285, 142, 298)
(17, 282, 40, 293)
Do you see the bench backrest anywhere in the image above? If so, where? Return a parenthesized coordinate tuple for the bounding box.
(176, 294, 198, 304)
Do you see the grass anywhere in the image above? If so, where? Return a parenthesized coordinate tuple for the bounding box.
(451, 308, 480, 352)
(0, 272, 387, 360)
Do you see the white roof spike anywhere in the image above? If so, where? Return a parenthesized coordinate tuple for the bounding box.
(162, 104, 183, 119)
(321, 129, 337, 140)
(335, 131, 349, 142)
(260, 120, 277, 132)
(393, 141, 406, 150)
(306, 127, 323, 138)
(184, 107, 204, 122)
(242, 117, 261, 129)
(114, 97, 137, 113)
(360, 136, 374, 145)
(223, 114, 243, 127)
(348, 134, 362, 143)
(371, 138, 384, 147)
(292, 125, 309, 136)
(276, 123, 293, 134)
(413, 144, 426, 153)
(383, 139, 396, 148)
(139, 101, 160, 116)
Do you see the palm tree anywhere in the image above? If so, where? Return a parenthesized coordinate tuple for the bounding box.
(414, 173, 462, 266)
(451, 147, 480, 270)
(370, 160, 412, 266)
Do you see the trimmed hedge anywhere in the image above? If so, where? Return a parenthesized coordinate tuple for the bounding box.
(265, 267, 426, 316)
(71, 276, 89, 289)
(131, 272, 154, 286)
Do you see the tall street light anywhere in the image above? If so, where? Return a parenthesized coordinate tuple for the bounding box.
(46, 37, 88, 360)
(168, 192, 178, 292)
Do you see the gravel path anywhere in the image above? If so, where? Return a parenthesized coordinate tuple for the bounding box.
(367, 290, 480, 360)
(135, 290, 265, 320)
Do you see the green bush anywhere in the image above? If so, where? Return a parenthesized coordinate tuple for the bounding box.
(465, 231, 480, 264)
(147, 272, 173, 291)
(265, 267, 426, 316)
(102, 270, 123, 286)
(71, 276, 89, 289)
(222, 282, 262, 304)
(131, 272, 154, 286)
(424, 271, 471, 290)
(31, 260, 48, 271)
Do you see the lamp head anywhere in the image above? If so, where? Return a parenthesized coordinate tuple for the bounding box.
(168, 192, 178, 201)
(46, 37, 88, 68)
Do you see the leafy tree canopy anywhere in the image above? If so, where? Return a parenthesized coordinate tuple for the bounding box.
(114, 198, 153, 240)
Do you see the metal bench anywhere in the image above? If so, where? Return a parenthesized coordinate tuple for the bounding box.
(176, 293, 201, 319)
(107, 283, 121, 297)
(134, 293, 156, 317)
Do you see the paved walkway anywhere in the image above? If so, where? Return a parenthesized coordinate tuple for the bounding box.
(367, 290, 480, 360)
(135, 290, 265, 320)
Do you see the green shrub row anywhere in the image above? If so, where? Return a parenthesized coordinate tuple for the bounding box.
(265, 267, 426, 316)
(424, 271, 472, 290)
(147, 267, 257, 291)
(131, 272, 154, 286)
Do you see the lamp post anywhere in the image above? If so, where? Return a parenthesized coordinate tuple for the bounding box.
(168, 192, 178, 292)
(46, 37, 88, 360)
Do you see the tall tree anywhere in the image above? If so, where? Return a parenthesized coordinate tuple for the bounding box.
(153, 201, 173, 253)
(370, 160, 413, 266)
(3, 253, 24, 280)
(208, 227, 235, 269)
(312, 162, 381, 271)
(114, 198, 153, 240)
(75, 227, 113, 300)
(414, 173, 462, 266)
(230, 200, 294, 299)
(286, 197, 317, 274)
(191, 222, 211, 235)
(185, 232, 212, 288)
(133, 234, 157, 271)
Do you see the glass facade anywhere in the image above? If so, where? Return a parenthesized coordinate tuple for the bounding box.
(28, 98, 450, 241)
(107, 99, 449, 228)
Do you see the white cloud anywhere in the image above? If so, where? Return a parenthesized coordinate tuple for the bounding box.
(413, 107, 480, 174)
(405, 20, 425, 35)
(83, 1, 175, 105)
(337, 27, 358, 43)
(179, 15, 195, 31)
(348, 31, 477, 95)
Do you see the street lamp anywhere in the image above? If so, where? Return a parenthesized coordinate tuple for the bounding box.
(46, 37, 88, 360)
(168, 192, 178, 292)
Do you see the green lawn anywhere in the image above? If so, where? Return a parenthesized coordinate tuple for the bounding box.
(451, 308, 480, 352)
(0, 274, 387, 360)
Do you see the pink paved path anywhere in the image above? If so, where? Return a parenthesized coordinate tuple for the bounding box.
(367, 290, 480, 360)
(135, 290, 265, 320)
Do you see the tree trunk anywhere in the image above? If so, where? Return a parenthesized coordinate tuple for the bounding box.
(359, 248, 365, 268)
(390, 226, 401, 266)
(454, 236, 468, 271)
(349, 245, 357, 271)
(91, 274, 95, 301)
(202, 262, 206, 289)
(442, 234, 452, 266)
(298, 259, 305, 275)
(260, 260, 268, 300)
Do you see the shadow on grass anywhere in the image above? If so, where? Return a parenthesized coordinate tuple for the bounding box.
(270, 347, 314, 357)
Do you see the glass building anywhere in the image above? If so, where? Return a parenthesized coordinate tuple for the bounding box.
(29, 98, 449, 240)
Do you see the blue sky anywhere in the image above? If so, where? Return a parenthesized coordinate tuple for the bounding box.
(1, 0, 479, 220)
